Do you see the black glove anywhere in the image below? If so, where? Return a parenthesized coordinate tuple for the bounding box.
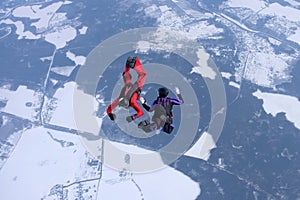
(126, 115, 134, 123)
(108, 113, 116, 121)
(126, 56, 136, 69)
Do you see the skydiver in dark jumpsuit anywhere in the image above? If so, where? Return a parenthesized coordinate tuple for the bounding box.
(139, 87, 184, 134)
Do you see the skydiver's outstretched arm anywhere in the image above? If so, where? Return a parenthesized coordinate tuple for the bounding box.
(142, 103, 151, 111)
(140, 97, 156, 112)
(171, 87, 184, 105)
(140, 97, 150, 111)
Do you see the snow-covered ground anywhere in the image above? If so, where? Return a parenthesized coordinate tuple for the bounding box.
(253, 90, 300, 130)
(144, 4, 223, 41)
(1, 0, 299, 199)
(51, 66, 77, 77)
(0, 127, 98, 200)
(66, 51, 86, 66)
(229, 81, 240, 89)
(79, 26, 88, 35)
(0, 85, 42, 121)
(0, 1, 86, 49)
(191, 49, 217, 80)
(287, 27, 300, 44)
(50, 51, 86, 77)
(221, 72, 232, 79)
(0, 76, 201, 199)
(0, 126, 200, 199)
(233, 33, 294, 88)
(224, 0, 267, 12)
(45, 81, 101, 130)
(260, 2, 300, 24)
(185, 132, 216, 161)
(99, 141, 200, 199)
(219, 0, 300, 88)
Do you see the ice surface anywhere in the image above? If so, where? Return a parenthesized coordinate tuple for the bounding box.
(253, 90, 300, 130)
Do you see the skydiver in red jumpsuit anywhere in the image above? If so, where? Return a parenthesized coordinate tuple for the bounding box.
(106, 56, 147, 122)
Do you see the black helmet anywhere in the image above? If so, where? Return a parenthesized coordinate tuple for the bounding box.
(126, 56, 136, 69)
(158, 87, 169, 97)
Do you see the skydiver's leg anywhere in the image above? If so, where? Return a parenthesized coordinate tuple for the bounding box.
(133, 64, 147, 90)
(162, 118, 174, 134)
(126, 92, 144, 122)
(138, 120, 158, 133)
(162, 122, 174, 134)
(151, 104, 167, 128)
(138, 104, 167, 132)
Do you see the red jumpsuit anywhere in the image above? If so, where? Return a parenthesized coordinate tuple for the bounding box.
(106, 57, 147, 120)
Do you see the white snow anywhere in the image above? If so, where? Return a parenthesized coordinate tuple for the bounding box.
(143, 4, 223, 41)
(185, 132, 216, 161)
(51, 66, 76, 77)
(133, 167, 200, 200)
(98, 145, 200, 199)
(63, 0, 73, 5)
(0, 125, 200, 199)
(1, 115, 9, 127)
(78, 26, 88, 34)
(268, 37, 282, 46)
(159, 5, 171, 12)
(260, 2, 300, 23)
(219, 13, 259, 33)
(12, 2, 63, 32)
(225, 0, 267, 12)
(1, 19, 40, 40)
(40, 56, 53, 62)
(49, 78, 58, 86)
(0, 121, 23, 169)
(47, 82, 100, 130)
(229, 81, 240, 89)
(0, 85, 42, 121)
(287, 27, 300, 44)
(44, 25, 77, 49)
(184, 20, 224, 40)
(285, 0, 300, 7)
(100, 139, 165, 173)
(143, 5, 161, 18)
(191, 48, 216, 80)
(253, 90, 300, 130)
(156, 6, 185, 31)
(66, 51, 86, 66)
(238, 51, 292, 88)
(49, 51, 86, 77)
(139, 4, 223, 63)
(137, 30, 217, 81)
(221, 72, 232, 79)
(1, 2, 80, 49)
(171, 0, 214, 19)
(0, 127, 98, 200)
(98, 173, 142, 199)
(136, 28, 189, 53)
(109, 140, 163, 155)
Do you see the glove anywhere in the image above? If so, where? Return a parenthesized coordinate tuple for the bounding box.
(175, 86, 180, 95)
(126, 56, 136, 69)
(126, 116, 134, 123)
(108, 113, 116, 121)
(140, 97, 146, 104)
(175, 86, 184, 102)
